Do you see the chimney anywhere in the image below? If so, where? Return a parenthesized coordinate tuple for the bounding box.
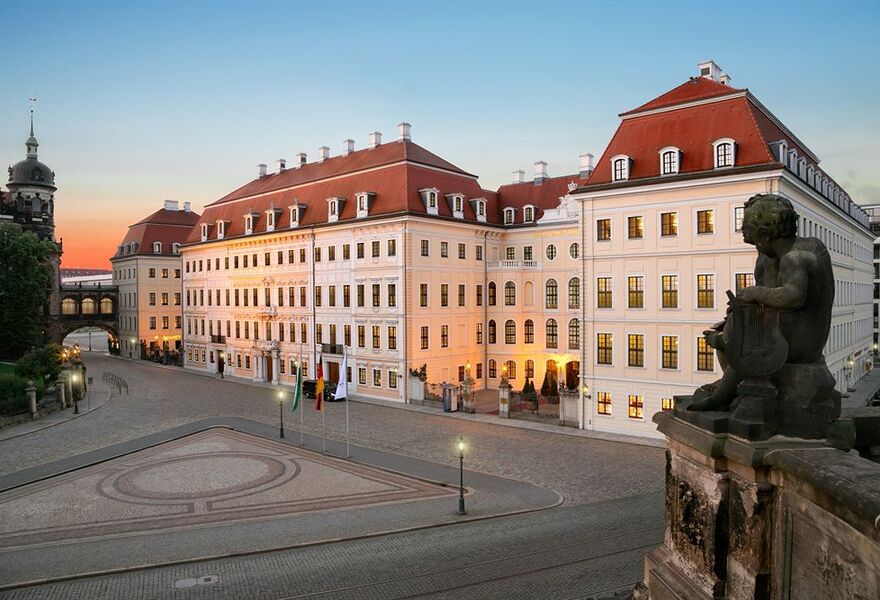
(698, 60, 730, 85)
(512, 170, 525, 184)
(398, 122, 411, 142)
(258, 163, 268, 178)
(579, 153, 594, 178)
(277, 158, 287, 172)
(295, 153, 307, 168)
(369, 131, 382, 148)
(183, 201, 191, 213)
(533, 161, 548, 185)
(343, 139, 355, 156)
(318, 146, 330, 162)
(164, 199, 179, 211)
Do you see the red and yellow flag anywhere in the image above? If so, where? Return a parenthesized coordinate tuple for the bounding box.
(315, 360, 325, 411)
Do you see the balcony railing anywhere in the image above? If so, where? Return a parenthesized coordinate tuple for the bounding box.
(210, 335, 226, 344)
(321, 343, 345, 355)
(487, 260, 541, 270)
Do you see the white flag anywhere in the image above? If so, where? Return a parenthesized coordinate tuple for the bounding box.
(334, 350, 348, 400)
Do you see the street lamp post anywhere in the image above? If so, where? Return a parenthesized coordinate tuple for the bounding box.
(456, 434, 466, 515)
(71, 373, 80, 414)
(277, 390, 285, 439)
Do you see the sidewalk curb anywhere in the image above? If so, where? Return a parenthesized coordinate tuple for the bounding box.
(0, 383, 114, 443)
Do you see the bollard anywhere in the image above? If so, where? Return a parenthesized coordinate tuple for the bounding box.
(26, 381, 37, 419)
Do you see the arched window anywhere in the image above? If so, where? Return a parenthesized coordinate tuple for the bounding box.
(61, 298, 77, 315)
(525, 359, 535, 378)
(568, 277, 580, 309)
(715, 141, 734, 168)
(612, 155, 630, 181)
(488, 320, 497, 344)
(524, 281, 535, 306)
(569, 242, 579, 259)
(546, 318, 558, 348)
(81, 298, 97, 314)
(504, 320, 516, 344)
(488, 359, 497, 378)
(100, 297, 113, 314)
(524, 319, 535, 344)
(152, 241, 162, 254)
(660, 147, 680, 175)
(545, 279, 558, 309)
(504, 281, 516, 306)
(524, 206, 534, 222)
(568, 319, 580, 350)
(504, 208, 515, 224)
(488, 282, 497, 306)
(504, 360, 517, 379)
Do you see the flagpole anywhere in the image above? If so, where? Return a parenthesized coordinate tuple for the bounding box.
(321, 353, 326, 455)
(299, 346, 303, 447)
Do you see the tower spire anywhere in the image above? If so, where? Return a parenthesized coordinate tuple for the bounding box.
(26, 96, 38, 158)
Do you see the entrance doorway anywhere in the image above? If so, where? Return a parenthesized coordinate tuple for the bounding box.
(265, 355, 273, 382)
(328, 361, 339, 385)
(565, 361, 580, 391)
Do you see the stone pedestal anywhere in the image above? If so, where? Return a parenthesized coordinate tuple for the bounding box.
(645, 411, 880, 600)
(26, 382, 37, 419)
(498, 382, 510, 418)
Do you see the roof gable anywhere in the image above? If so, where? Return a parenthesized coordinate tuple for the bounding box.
(621, 77, 744, 116)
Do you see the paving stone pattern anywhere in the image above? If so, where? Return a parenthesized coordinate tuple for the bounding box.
(0, 354, 664, 507)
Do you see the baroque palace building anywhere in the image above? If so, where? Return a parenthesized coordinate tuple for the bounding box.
(111, 200, 200, 362)
(181, 62, 873, 438)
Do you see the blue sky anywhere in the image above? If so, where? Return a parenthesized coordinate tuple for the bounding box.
(1, 0, 878, 266)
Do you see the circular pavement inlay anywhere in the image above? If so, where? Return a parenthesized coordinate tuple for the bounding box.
(113, 453, 287, 501)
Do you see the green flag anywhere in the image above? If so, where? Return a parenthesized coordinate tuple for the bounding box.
(292, 354, 302, 412)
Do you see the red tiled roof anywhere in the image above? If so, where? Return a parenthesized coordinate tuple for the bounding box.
(496, 175, 584, 223)
(211, 140, 475, 206)
(114, 208, 201, 259)
(586, 96, 778, 186)
(621, 77, 744, 116)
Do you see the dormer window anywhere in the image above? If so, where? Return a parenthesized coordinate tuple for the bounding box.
(659, 147, 680, 175)
(713, 139, 735, 168)
(243, 212, 258, 235)
(289, 202, 306, 227)
(152, 241, 162, 254)
(470, 198, 487, 223)
(611, 155, 631, 181)
(807, 165, 815, 187)
(787, 149, 798, 171)
(327, 197, 346, 223)
(445, 193, 465, 219)
(172, 243, 181, 254)
(523, 205, 535, 222)
(503, 208, 516, 225)
(419, 188, 440, 216)
(355, 192, 374, 219)
(797, 157, 807, 179)
(265, 207, 281, 232)
(200, 223, 209, 242)
(216, 219, 227, 239)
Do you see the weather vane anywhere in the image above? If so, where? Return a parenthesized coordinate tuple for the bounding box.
(29, 96, 37, 135)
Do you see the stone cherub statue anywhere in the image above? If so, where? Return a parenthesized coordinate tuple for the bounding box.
(686, 194, 840, 440)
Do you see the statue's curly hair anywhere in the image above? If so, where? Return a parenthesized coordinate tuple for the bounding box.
(742, 194, 798, 239)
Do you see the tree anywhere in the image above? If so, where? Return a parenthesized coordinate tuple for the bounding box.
(0, 224, 55, 360)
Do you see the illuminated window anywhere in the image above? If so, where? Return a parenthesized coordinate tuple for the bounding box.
(545, 279, 558, 309)
(661, 212, 678, 236)
(546, 319, 558, 348)
(627, 334, 644, 367)
(697, 274, 715, 308)
(505, 282, 516, 306)
(597, 218, 611, 241)
(662, 275, 678, 308)
(628, 216, 644, 239)
(662, 336, 679, 369)
(597, 392, 611, 415)
(524, 319, 534, 344)
(597, 277, 612, 308)
(697, 209, 715, 234)
(568, 319, 580, 350)
(628, 395, 644, 419)
(697, 337, 714, 371)
(597, 333, 612, 365)
(505, 320, 516, 344)
(662, 397, 675, 410)
(627, 276, 644, 308)
(735, 273, 755, 293)
(568, 278, 580, 309)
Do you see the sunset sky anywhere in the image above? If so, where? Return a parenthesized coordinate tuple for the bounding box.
(2, 1, 878, 269)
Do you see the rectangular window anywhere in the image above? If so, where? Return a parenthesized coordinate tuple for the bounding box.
(458, 284, 466, 307)
(372, 325, 380, 349)
(627, 216, 643, 239)
(328, 245, 335, 261)
(597, 333, 613, 365)
(420, 240, 429, 257)
(627, 276, 644, 309)
(373, 369, 381, 387)
(440, 284, 449, 307)
(476, 322, 483, 344)
(328, 285, 336, 307)
(523, 246, 533, 261)
(596, 218, 611, 241)
(358, 367, 367, 385)
(149, 292, 156, 306)
(441, 325, 449, 348)
(421, 326, 429, 350)
(344, 324, 351, 346)
(162, 316, 169, 329)
(301, 323, 307, 344)
(661, 275, 679, 309)
(662, 397, 675, 410)
(661, 212, 678, 236)
(315, 286, 322, 307)
(627, 334, 644, 367)
(628, 395, 644, 419)
(358, 325, 365, 347)
(343, 285, 351, 307)
(440, 242, 448, 258)
(697, 337, 714, 371)
(388, 326, 397, 350)
(476, 363, 483, 379)
(597, 277, 612, 308)
(300, 287, 306, 307)
(371, 240, 380, 258)
(735, 273, 755, 293)
(697, 209, 715, 234)
(419, 284, 428, 307)
(314, 247, 321, 262)
(475, 245, 483, 261)
(458, 243, 466, 259)
(662, 335, 678, 369)
(505, 247, 515, 260)
(343, 244, 350, 260)
(597, 392, 611, 415)
(357, 242, 364, 259)
(388, 284, 396, 308)
(149, 268, 156, 278)
(476, 284, 483, 307)
(697, 274, 715, 308)
(389, 370, 398, 389)
(357, 285, 365, 307)
(387, 239, 396, 256)
(734, 207, 745, 232)
(372, 284, 381, 307)
(264, 252, 271, 266)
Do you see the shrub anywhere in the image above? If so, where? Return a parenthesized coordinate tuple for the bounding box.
(15, 344, 62, 384)
(0, 374, 29, 415)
